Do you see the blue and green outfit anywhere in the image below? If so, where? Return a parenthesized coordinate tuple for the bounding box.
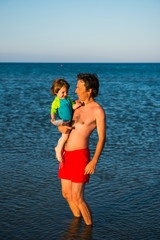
(51, 96, 74, 122)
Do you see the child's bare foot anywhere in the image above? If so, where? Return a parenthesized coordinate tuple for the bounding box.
(55, 147, 58, 159)
(57, 154, 63, 163)
(55, 147, 63, 162)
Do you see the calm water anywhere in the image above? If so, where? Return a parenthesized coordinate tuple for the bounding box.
(0, 63, 160, 240)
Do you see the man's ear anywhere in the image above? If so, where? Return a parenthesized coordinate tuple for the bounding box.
(88, 88, 92, 96)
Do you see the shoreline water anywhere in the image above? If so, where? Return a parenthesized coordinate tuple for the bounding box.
(0, 63, 160, 239)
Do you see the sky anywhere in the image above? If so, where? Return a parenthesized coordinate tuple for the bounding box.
(0, 0, 160, 62)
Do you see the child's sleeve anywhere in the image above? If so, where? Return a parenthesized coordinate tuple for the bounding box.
(67, 96, 75, 108)
(51, 97, 60, 114)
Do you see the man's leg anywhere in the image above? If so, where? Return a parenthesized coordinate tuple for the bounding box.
(61, 179, 81, 217)
(71, 182, 92, 225)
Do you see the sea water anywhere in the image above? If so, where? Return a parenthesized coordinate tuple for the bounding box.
(0, 63, 160, 239)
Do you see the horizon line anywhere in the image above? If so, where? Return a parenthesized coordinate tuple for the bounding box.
(0, 61, 160, 64)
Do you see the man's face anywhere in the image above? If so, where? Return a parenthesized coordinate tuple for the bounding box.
(75, 80, 90, 101)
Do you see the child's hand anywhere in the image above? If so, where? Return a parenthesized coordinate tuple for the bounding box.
(51, 118, 55, 124)
(73, 100, 82, 110)
(75, 100, 81, 105)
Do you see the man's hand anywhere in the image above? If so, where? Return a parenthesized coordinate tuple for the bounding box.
(84, 160, 96, 175)
(58, 121, 72, 134)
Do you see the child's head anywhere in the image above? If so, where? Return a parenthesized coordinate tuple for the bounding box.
(51, 78, 70, 99)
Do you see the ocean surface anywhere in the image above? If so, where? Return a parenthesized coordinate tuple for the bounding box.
(0, 63, 160, 240)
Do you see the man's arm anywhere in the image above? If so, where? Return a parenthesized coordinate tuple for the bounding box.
(84, 107, 106, 175)
(58, 122, 72, 134)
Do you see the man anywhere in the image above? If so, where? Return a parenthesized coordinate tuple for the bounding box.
(56, 73, 106, 225)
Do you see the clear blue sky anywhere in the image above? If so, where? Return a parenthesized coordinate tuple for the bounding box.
(0, 0, 160, 62)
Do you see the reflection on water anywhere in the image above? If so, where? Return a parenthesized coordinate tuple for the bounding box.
(60, 217, 92, 240)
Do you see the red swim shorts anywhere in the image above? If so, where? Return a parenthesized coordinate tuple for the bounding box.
(58, 148, 90, 183)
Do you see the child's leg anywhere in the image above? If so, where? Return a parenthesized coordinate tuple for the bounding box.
(55, 133, 69, 162)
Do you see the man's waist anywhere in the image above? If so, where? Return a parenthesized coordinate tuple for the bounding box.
(64, 147, 89, 152)
(64, 143, 89, 151)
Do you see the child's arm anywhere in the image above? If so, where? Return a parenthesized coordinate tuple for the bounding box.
(51, 113, 63, 126)
(67, 96, 81, 110)
(72, 100, 82, 110)
(51, 113, 56, 124)
(51, 97, 60, 124)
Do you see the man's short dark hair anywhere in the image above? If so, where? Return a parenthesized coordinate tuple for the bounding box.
(77, 73, 99, 98)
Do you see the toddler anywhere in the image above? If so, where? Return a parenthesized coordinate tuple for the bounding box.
(51, 78, 81, 163)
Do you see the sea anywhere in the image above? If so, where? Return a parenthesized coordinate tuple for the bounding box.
(0, 63, 160, 240)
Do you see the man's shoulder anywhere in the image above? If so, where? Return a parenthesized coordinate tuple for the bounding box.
(93, 101, 104, 110)
(92, 102, 105, 116)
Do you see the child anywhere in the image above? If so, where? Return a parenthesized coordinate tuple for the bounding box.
(50, 78, 81, 163)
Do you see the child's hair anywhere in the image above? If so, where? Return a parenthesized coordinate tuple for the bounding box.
(51, 78, 70, 95)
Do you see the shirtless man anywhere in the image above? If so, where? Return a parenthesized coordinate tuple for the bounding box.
(56, 73, 106, 225)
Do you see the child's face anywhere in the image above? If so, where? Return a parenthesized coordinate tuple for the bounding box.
(57, 86, 68, 99)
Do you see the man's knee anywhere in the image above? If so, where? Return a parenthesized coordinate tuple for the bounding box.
(62, 190, 71, 201)
(71, 192, 83, 206)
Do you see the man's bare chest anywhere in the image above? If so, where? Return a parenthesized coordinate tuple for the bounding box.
(73, 107, 96, 126)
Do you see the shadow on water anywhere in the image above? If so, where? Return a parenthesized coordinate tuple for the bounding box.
(60, 217, 93, 240)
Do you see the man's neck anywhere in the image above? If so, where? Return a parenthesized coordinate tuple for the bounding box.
(83, 98, 94, 106)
